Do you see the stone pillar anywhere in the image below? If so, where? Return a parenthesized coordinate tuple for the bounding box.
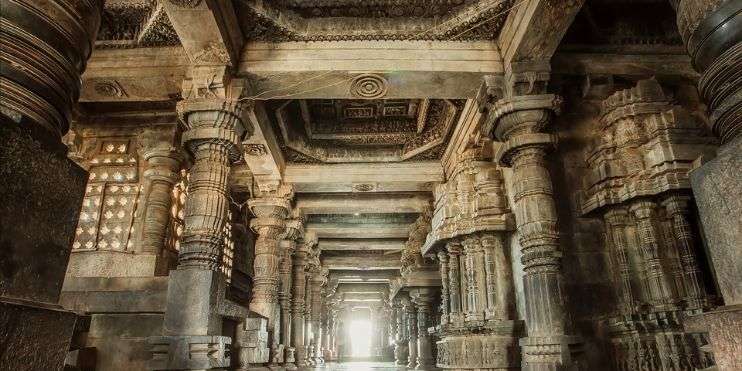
(446, 241, 464, 323)
(463, 236, 486, 322)
(436, 251, 450, 324)
(603, 209, 636, 315)
(412, 291, 436, 370)
(662, 196, 710, 310)
(310, 269, 326, 364)
(406, 299, 418, 368)
(278, 219, 302, 369)
(394, 300, 408, 365)
(630, 201, 677, 310)
(671, 4, 742, 368)
(139, 148, 183, 256)
(154, 79, 251, 369)
(0, 2, 102, 369)
(247, 185, 293, 364)
(490, 94, 577, 370)
(482, 233, 515, 320)
(291, 233, 313, 368)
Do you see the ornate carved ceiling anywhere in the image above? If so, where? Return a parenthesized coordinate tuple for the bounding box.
(271, 98, 465, 163)
(97, 0, 180, 48)
(236, 0, 514, 41)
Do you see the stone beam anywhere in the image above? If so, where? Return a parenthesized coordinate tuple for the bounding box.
(340, 292, 385, 302)
(336, 283, 389, 294)
(498, 0, 585, 65)
(307, 223, 411, 239)
(322, 254, 402, 270)
(240, 41, 501, 99)
(296, 194, 432, 215)
(285, 162, 443, 193)
(319, 239, 406, 252)
(330, 270, 400, 282)
(162, 0, 243, 66)
(81, 47, 188, 102)
(551, 52, 699, 81)
(241, 101, 285, 192)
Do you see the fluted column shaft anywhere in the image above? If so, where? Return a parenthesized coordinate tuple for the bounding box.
(139, 149, 182, 255)
(604, 209, 636, 314)
(437, 252, 450, 323)
(447, 241, 464, 322)
(482, 233, 514, 319)
(663, 196, 709, 310)
(631, 201, 676, 310)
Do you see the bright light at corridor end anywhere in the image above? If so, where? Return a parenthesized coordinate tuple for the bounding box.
(349, 319, 372, 357)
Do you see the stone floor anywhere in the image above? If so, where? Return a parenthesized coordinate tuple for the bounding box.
(310, 362, 404, 370)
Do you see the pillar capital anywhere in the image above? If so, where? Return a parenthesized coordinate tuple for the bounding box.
(629, 200, 658, 219)
(141, 148, 183, 183)
(661, 194, 692, 216)
(603, 208, 630, 226)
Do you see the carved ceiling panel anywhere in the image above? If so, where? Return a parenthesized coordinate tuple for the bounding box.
(97, 0, 181, 49)
(236, 0, 513, 42)
(272, 98, 465, 163)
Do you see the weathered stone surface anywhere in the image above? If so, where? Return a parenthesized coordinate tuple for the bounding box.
(0, 300, 77, 371)
(87, 314, 164, 371)
(690, 136, 742, 306)
(0, 123, 87, 304)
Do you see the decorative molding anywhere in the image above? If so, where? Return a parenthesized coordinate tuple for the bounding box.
(350, 74, 388, 99)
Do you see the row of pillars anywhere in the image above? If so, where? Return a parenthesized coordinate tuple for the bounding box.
(391, 292, 437, 370)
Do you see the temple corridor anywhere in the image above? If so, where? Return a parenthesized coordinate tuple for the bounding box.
(1, 1, 741, 371)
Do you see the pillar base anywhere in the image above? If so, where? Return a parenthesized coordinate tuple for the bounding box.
(148, 335, 231, 370)
(519, 335, 582, 371)
(436, 321, 522, 370)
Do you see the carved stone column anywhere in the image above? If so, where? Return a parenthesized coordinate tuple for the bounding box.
(481, 233, 514, 320)
(139, 148, 183, 256)
(446, 241, 464, 323)
(490, 94, 577, 370)
(278, 218, 302, 369)
(437, 251, 450, 323)
(0, 2, 102, 369)
(671, 0, 742, 144)
(248, 186, 293, 368)
(310, 269, 327, 364)
(604, 209, 636, 315)
(291, 233, 313, 367)
(406, 299, 418, 368)
(462, 236, 486, 322)
(394, 299, 409, 365)
(630, 201, 677, 311)
(412, 291, 436, 370)
(662, 196, 709, 310)
(154, 71, 252, 369)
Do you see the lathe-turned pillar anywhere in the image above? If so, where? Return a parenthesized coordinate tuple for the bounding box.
(405, 298, 418, 368)
(0, 2, 102, 369)
(278, 219, 302, 369)
(291, 233, 314, 367)
(490, 94, 577, 370)
(248, 185, 293, 362)
(138, 148, 183, 257)
(309, 269, 327, 364)
(394, 299, 409, 365)
(411, 290, 436, 370)
(154, 73, 252, 369)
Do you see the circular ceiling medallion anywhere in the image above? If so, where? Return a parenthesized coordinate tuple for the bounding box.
(350, 74, 388, 99)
